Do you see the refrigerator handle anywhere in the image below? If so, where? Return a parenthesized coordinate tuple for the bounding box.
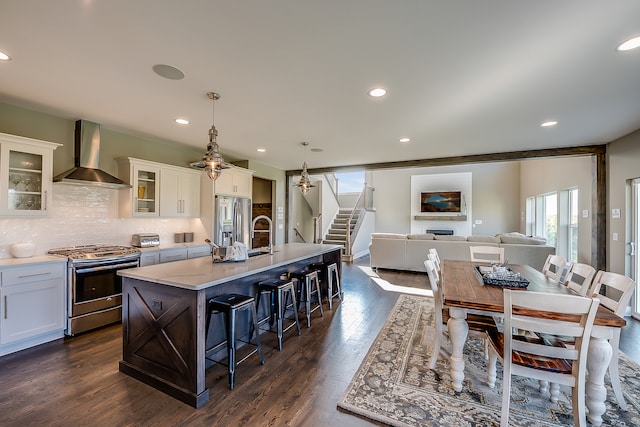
(233, 198, 241, 245)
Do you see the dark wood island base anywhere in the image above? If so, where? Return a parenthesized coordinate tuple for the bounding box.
(118, 243, 341, 407)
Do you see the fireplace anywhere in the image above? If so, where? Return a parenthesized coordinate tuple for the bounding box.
(426, 229, 454, 235)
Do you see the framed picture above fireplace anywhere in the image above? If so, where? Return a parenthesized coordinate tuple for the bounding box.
(420, 191, 462, 213)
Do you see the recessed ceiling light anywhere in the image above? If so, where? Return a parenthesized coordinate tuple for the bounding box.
(399, 137, 411, 143)
(0, 50, 11, 61)
(310, 148, 323, 153)
(257, 148, 266, 153)
(152, 64, 185, 80)
(540, 121, 558, 127)
(175, 118, 189, 125)
(368, 88, 387, 97)
(617, 35, 640, 51)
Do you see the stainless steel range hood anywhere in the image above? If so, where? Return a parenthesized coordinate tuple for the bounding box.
(53, 120, 131, 188)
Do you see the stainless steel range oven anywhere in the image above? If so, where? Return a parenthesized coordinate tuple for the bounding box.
(48, 245, 141, 335)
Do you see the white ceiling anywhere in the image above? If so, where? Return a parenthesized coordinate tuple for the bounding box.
(1, 1, 640, 171)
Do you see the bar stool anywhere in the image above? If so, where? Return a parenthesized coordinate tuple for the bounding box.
(205, 293, 265, 390)
(310, 261, 343, 310)
(255, 277, 301, 351)
(290, 267, 324, 328)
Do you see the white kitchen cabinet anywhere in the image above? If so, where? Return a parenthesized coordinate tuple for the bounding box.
(0, 133, 61, 217)
(212, 165, 253, 198)
(117, 158, 160, 217)
(0, 262, 65, 347)
(159, 248, 188, 263)
(118, 158, 200, 218)
(187, 244, 211, 259)
(140, 252, 160, 266)
(159, 166, 201, 217)
(140, 244, 209, 266)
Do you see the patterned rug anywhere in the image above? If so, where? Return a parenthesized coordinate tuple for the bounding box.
(338, 294, 640, 426)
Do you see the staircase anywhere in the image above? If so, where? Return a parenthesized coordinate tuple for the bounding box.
(323, 209, 362, 253)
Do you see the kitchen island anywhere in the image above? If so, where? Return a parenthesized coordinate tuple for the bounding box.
(117, 243, 342, 408)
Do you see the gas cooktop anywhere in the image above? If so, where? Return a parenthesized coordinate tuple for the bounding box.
(48, 244, 140, 260)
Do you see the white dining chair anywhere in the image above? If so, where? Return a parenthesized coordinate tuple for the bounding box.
(487, 289, 600, 427)
(428, 248, 441, 268)
(424, 259, 495, 369)
(562, 262, 596, 296)
(588, 270, 636, 410)
(427, 252, 440, 275)
(541, 254, 567, 281)
(469, 246, 504, 264)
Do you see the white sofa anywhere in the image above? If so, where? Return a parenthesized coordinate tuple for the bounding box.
(369, 232, 555, 272)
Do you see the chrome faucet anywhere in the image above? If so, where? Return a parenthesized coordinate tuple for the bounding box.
(251, 215, 273, 254)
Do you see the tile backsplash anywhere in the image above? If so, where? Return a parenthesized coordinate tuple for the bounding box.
(0, 184, 207, 258)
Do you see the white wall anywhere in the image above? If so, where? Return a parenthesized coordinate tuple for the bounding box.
(608, 128, 640, 274)
(410, 172, 472, 235)
(371, 162, 520, 236)
(0, 184, 207, 258)
(320, 175, 340, 239)
(288, 181, 315, 243)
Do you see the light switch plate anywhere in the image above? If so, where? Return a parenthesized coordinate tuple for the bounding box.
(582, 209, 589, 218)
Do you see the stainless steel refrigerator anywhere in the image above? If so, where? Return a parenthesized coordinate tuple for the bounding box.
(213, 195, 252, 247)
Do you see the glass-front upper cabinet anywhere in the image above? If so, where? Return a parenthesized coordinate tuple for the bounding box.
(0, 133, 61, 217)
(117, 158, 160, 217)
(134, 166, 159, 215)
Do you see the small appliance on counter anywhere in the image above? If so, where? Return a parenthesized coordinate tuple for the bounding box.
(10, 242, 36, 258)
(131, 233, 160, 247)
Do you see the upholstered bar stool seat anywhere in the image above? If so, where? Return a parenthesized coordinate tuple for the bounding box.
(310, 261, 343, 310)
(255, 278, 301, 351)
(205, 293, 265, 389)
(290, 267, 324, 327)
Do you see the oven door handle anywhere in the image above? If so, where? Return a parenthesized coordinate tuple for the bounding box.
(75, 261, 139, 274)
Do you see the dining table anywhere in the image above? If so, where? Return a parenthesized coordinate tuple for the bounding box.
(442, 260, 626, 427)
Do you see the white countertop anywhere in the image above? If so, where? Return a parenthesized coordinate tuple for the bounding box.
(118, 243, 341, 290)
(0, 255, 67, 268)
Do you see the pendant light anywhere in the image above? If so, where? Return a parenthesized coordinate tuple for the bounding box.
(295, 142, 316, 194)
(191, 91, 228, 180)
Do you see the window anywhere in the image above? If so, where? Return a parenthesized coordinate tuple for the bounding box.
(525, 197, 535, 236)
(535, 192, 558, 247)
(335, 171, 365, 194)
(528, 190, 574, 257)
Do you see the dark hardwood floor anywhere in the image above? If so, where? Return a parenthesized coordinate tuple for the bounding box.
(0, 256, 638, 426)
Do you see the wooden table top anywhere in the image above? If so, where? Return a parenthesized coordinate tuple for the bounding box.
(442, 260, 626, 328)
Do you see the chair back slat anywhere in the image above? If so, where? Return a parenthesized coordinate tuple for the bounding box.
(589, 270, 635, 316)
(424, 259, 445, 329)
(427, 252, 440, 274)
(541, 254, 567, 281)
(469, 246, 505, 263)
(428, 248, 441, 265)
(563, 262, 596, 296)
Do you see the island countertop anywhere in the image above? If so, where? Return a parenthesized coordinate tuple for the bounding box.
(118, 243, 342, 291)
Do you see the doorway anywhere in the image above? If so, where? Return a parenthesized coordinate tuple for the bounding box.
(252, 177, 274, 249)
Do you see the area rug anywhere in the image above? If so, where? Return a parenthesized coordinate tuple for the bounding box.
(338, 294, 640, 426)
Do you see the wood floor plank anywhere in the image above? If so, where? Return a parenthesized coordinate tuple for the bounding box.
(1, 257, 637, 426)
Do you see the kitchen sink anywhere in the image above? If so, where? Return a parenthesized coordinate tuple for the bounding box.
(247, 248, 277, 257)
